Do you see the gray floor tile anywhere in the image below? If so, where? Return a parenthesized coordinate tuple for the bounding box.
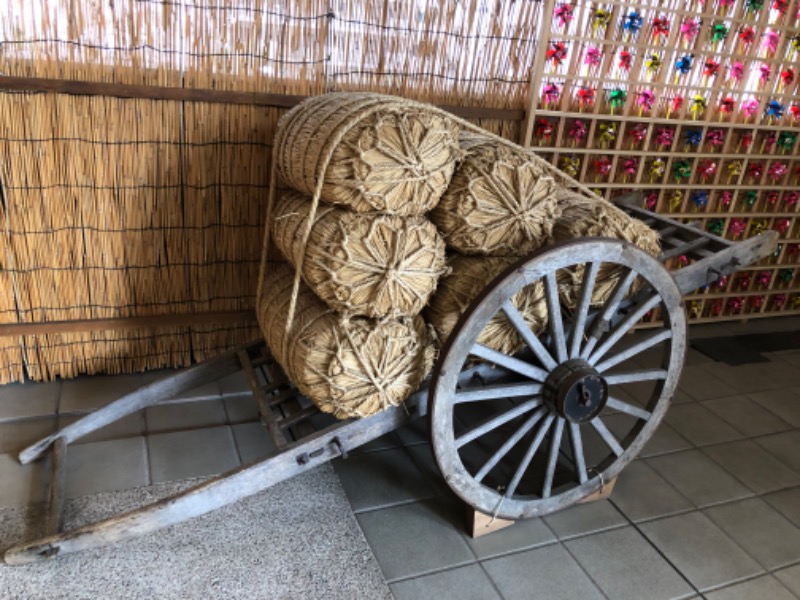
(395, 418, 429, 446)
(640, 421, 693, 457)
(764, 486, 800, 526)
(0, 452, 49, 507)
(334, 447, 436, 512)
(685, 347, 715, 365)
(65, 437, 149, 498)
(58, 413, 145, 444)
(60, 372, 161, 413)
(404, 443, 453, 497)
(352, 432, 403, 455)
(0, 417, 56, 454)
(702, 395, 793, 437)
(748, 389, 800, 428)
(148, 426, 240, 484)
(355, 500, 475, 582)
(647, 449, 753, 507)
(482, 543, 604, 600)
(639, 511, 763, 592)
(609, 460, 694, 522)
(704, 497, 800, 570)
(703, 440, 800, 494)
(565, 526, 694, 600)
(702, 361, 800, 395)
(390, 564, 502, 600)
(145, 400, 228, 433)
(0, 382, 60, 421)
(219, 371, 252, 397)
(663, 404, 745, 447)
(231, 422, 276, 464)
(678, 365, 739, 400)
(775, 564, 800, 596)
(705, 575, 798, 600)
(465, 515, 556, 559)
(543, 499, 627, 540)
(755, 431, 800, 472)
(222, 395, 261, 424)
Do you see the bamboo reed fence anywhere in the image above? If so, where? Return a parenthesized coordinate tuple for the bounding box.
(0, 0, 796, 383)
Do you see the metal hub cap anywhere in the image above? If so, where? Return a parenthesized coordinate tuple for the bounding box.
(543, 359, 608, 424)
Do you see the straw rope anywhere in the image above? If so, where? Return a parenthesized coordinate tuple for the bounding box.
(258, 263, 435, 419)
(553, 190, 662, 308)
(271, 189, 447, 318)
(431, 132, 561, 256)
(426, 255, 548, 355)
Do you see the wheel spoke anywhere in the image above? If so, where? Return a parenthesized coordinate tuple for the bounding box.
(542, 418, 566, 498)
(604, 369, 668, 385)
(506, 414, 555, 497)
(454, 382, 543, 404)
(580, 269, 638, 359)
(569, 422, 588, 484)
(568, 262, 601, 359)
(594, 329, 672, 373)
(502, 300, 557, 371)
(587, 294, 662, 366)
(544, 272, 569, 363)
(470, 344, 549, 382)
(606, 396, 652, 421)
(590, 417, 624, 457)
(475, 407, 549, 483)
(455, 398, 543, 449)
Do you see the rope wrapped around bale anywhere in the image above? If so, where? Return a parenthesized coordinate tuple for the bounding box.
(553, 190, 662, 307)
(258, 263, 436, 419)
(426, 255, 548, 355)
(431, 133, 561, 256)
(271, 189, 448, 318)
(275, 93, 462, 215)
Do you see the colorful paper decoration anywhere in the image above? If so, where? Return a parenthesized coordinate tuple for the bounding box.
(535, 118, 554, 141)
(649, 158, 666, 182)
(684, 129, 702, 147)
(561, 156, 581, 177)
(779, 269, 794, 284)
(773, 294, 787, 309)
(618, 51, 632, 71)
(668, 96, 684, 118)
(584, 47, 602, 68)
(568, 120, 588, 145)
(680, 19, 700, 46)
(739, 26, 756, 47)
(710, 299, 724, 316)
(773, 0, 789, 14)
(749, 295, 764, 311)
(707, 220, 724, 235)
(691, 190, 709, 208)
(730, 62, 745, 83)
(706, 129, 725, 148)
(775, 219, 792, 235)
(711, 23, 729, 44)
(669, 190, 683, 211)
(644, 191, 658, 210)
(673, 159, 692, 182)
(608, 88, 627, 113)
(576, 87, 595, 110)
(768, 162, 788, 181)
(727, 297, 744, 313)
(778, 132, 797, 153)
(652, 16, 670, 40)
(739, 131, 754, 148)
(737, 272, 752, 289)
(594, 157, 612, 178)
(645, 54, 662, 75)
(637, 89, 655, 113)
(765, 100, 785, 120)
(745, 0, 764, 12)
(654, 128, 674, 147)
(592, 8, 611, 34)
(791, 105, 800, 121)
(542, 82, 560, 105)
(727, 162, 743, 183)
(757, 270, 773, 286)
(752, 219, 769, 236)
(742, 99, 760, 121)
(748, 163, 765, 180)
(689, 300, 703, 318)
(721, 191, 733, 207)
(703, 60, 720, 77)
(547, 42, 567, 67)
(598, 123, 616, 146)
(763, 30, 780, 55)
(623, 11, 643, 37)
(784, 191, 799, 208)
(698, 160, 717, 181)
(555, 3, 573, 28)
(622, 158, 639, 181)
(759, 64, 772, 85)
(729, 218, 747, 236)
(628, 123, 648, 145)
(781, 68, 795, 87)
(744, 190, 759, 207)
(675, 54, 693, 75)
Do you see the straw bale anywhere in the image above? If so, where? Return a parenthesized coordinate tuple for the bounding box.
(426, 255, 547, 355)
(431, 133, 561, 256)
(258, 264, 435, 419)
(275, 92, 461, 215)
(553, 190, 661, 308)
(271, 189, 447, 318)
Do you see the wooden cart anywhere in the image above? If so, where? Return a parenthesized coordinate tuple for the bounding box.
(3, 194, 777, 564)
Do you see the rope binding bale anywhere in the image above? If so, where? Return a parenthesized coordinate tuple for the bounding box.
(431, 132, 562, 256)
(257, 263, 436, 419)
(270, 188, 448, 319)
(426, 254, 548, 355)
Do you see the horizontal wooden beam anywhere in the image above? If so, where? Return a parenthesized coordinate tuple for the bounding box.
(0, 310, 256, 337)
(0, 76, 524, 121)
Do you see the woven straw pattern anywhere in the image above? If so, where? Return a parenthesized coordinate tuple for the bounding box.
(431, 133, 561, 256)
(258, 263, 435, 419)
(426, 255, 547, 355)
(554, 190, 662, 307)
(271, 189, 447, 318)
(275, 93, 461, 215)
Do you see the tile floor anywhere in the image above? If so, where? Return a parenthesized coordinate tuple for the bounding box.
(1, 319, 799, 599)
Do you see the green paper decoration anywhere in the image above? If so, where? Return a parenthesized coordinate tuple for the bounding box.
(779, 269, 794, 284)
(673, 159, 692, 181)
(707, 220, 725, 235)
(744, 190, 759, 206)
(609, 88, 627, 108)
(712, 24, 729, 42)
(778, 132, 797, 151)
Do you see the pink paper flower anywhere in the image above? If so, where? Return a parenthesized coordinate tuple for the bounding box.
(763, 30, 780, 54)
(768, 162, 788, 181)
(680, 19, 700, 44)
(584, 47, 602, 67)
(730, 62, 745, 82)
(742, 99, 760, 118)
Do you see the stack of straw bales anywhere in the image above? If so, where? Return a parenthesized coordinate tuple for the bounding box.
(258, 92, 661, 420)
(258, 93, 460, 419)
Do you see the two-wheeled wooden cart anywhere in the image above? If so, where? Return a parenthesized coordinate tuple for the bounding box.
(3, 193, 777, 565)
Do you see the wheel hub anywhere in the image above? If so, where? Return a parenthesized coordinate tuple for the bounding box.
(543, 359, 608, 424)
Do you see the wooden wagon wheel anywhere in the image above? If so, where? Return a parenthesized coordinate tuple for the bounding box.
(429, 239, 687, 520)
